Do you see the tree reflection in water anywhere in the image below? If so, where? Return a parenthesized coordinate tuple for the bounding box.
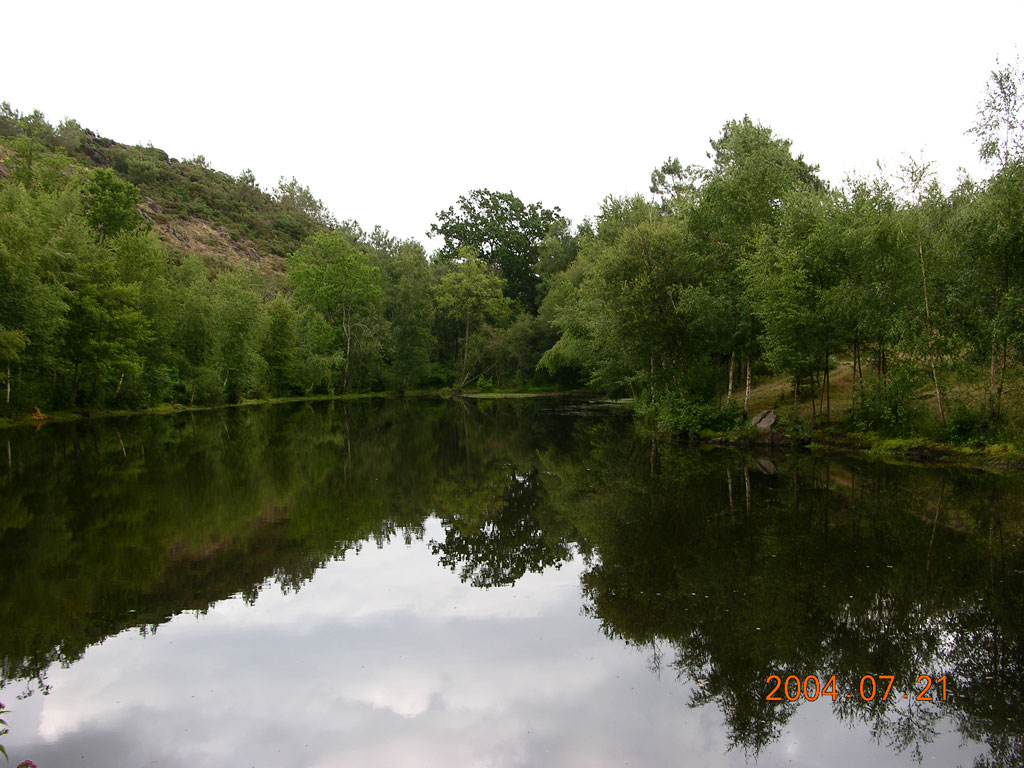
(1, 399, 1021, 765)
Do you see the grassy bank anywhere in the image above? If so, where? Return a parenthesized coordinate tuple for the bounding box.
(701, 359, 1024, 471)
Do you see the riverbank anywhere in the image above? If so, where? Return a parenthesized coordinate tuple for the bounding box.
(4, 387, 1020, 472)
(0, 388, 598, 431)
(699, 424, 1024, 473)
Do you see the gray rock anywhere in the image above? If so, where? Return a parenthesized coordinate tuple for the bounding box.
(751, 409, 777, 432)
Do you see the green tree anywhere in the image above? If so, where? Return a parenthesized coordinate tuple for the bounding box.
(212, 270, 264, 402)
(172, 257, 223, 405)
(59, 242, 151, 406)
(968, 55, 1024, 167)
(273, 176, 337, 229)
(288, 231, 385, 392)
(0, 326, 28, 405)
(260, 294, 302, 396)
(434, 252, 512, 388)
(430, 189, 562, 312)
(384, 242, 436, 391)
(0, 181, 70, 410)
(83, 168, 143, 238)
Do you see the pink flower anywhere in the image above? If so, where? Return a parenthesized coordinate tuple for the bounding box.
(17, 761, 39, 768)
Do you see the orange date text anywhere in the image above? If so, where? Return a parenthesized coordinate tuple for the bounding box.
(765, 674, 947, 702)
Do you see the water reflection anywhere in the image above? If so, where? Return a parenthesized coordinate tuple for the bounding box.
(0, 399, 1022, 767)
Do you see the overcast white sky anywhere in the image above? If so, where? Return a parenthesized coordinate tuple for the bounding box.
(3, 1, 1022, 246)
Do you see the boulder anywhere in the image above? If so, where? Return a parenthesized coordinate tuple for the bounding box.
(751, 409, 777, 432)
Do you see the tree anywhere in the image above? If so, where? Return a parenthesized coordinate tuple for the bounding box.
(288, 232, 385, 392)
(172, 257, 222, 405)
(273, 176, 336, 229)
(59, 242, 151, 406)
(740, 238, 821, 413)
(689, 117, 826, 412)
(0, 181, 70, 410)
(434, 251, 512, 388)
(969, 56, 1024, 167)
(384, 242, 436, 391)
(897, 155, 949, 426)
(260, 294, 301, 396)
(212, 270, 264, 402)
(430, 189, 562, 312)
(83, 168, 143, 238)
(964, 58, 1024, 416)
(0, 326, 28, 405)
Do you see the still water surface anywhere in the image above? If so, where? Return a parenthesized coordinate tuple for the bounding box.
(1, 398, 1022, 767)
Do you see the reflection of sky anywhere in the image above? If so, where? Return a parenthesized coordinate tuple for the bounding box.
(4, 518, 984, 767)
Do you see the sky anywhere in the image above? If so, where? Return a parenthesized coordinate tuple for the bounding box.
(3, 1, 1023, 247)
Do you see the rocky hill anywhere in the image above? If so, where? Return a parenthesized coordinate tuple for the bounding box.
(0, 104, 332, 280)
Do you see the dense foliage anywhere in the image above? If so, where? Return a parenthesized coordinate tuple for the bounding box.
(1, 60, 1023, 443)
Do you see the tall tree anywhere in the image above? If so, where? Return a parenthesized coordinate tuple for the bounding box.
(288, 232, 385, 392)
(384, 242, 436, 391)
(434, 251, 511, 388)
(430, 189, 562, 312)
(968, 55, 1024, 168)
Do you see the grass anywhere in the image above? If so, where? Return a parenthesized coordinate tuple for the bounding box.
(722, 359, 1024, 470)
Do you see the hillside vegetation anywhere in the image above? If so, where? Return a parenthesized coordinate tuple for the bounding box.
(1, 59, 1023, 452)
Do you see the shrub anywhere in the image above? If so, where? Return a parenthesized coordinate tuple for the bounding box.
(946, 404, 999, 445)
(852, 368, 920, 435)
(640, 390, 742, 438)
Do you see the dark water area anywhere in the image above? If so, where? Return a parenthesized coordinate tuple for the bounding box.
(1, 398, 1022, 767)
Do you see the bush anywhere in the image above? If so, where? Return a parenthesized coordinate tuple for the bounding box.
(852, 369, 919, 435)
(640, 390, 742, 438)
(946, 404, 999, 445)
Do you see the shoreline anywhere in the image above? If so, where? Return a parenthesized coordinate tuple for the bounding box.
(698, 427, 1024, 473)
(4, 393, 1021, 473)
(0, 389, 597, 431)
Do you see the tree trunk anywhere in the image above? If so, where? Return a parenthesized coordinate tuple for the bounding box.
(743, 356, 751, 417)
(727, 351, 735, 403)
(825, 352, 831, 422)
(70, 364, 80, 407)
(929, 359, 946, 427)
(343, 308, 352, 393)
(917, 231, 946, 426)
(5, 364, 9, 405)
(990, 341, 998, 412)
(997, 337, 1007, 415)
(113, 372, 124, 400)
(809, 369, 817, 428)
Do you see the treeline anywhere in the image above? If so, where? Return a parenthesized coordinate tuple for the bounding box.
(0, 110, 580, 413)
(540, 63, 1024, 442)
(2, 60, 1023, 441)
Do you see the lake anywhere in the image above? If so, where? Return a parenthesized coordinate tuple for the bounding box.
(1, 398, 1022, 767)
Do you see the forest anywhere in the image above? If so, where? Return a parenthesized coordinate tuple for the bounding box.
(1, 60, 1022, 446)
